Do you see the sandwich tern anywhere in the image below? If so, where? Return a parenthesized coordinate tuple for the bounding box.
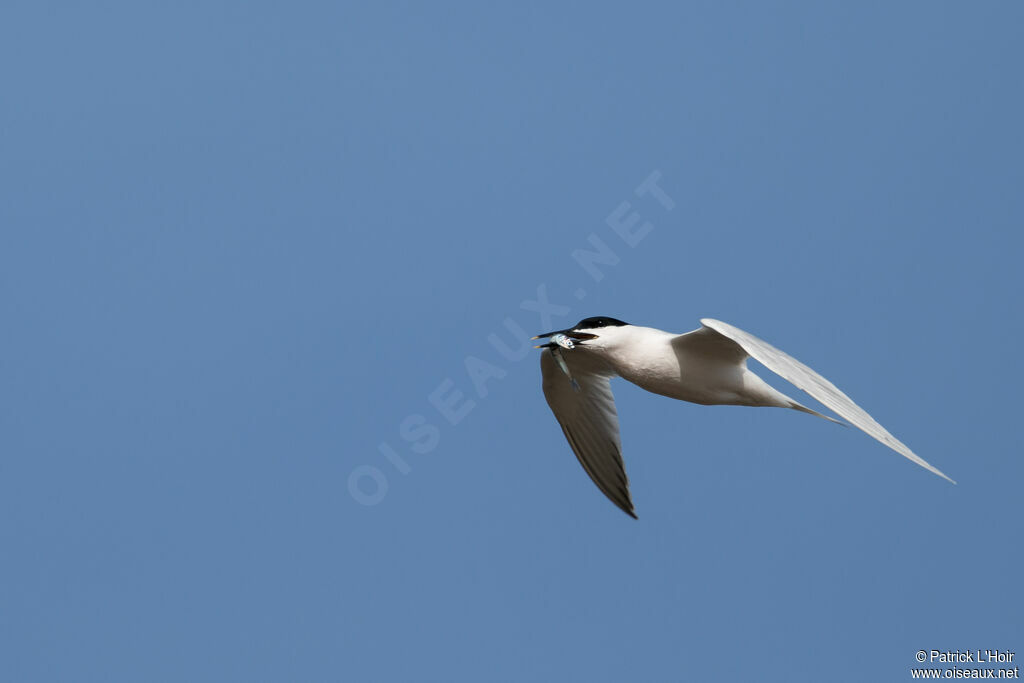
(533, 316, 954, 518)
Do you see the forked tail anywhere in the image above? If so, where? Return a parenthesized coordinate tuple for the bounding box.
(789, 401, 846, 426)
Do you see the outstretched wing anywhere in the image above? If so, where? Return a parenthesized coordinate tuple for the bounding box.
(540, 349, 636, 518)
(698, 318, 955, 483)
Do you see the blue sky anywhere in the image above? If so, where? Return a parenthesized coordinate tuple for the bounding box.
(2, 2, 1022, 681)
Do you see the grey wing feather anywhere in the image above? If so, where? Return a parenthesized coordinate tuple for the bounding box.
(699, 318, 955, 483)
(540, 350, 636, 518)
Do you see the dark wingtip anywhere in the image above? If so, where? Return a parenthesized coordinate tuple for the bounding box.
(617, 498, 638, 519)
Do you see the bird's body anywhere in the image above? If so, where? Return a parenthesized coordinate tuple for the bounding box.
(600, 324, 787, 407)
(534, 316, 953, 519)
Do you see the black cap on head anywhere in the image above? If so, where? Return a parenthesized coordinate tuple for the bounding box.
(532, 316, 630, 342)
(574, 316, 628, 329)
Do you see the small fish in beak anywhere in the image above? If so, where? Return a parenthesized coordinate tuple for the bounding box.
(550, 332, 575, 350)
(532, 332, 581, 391)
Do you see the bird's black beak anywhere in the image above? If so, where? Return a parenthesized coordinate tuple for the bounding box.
(531, 329, 598, 348)
(532, 329, 562, 350)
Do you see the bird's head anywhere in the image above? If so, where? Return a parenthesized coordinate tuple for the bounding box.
(532, 316, 631, 351)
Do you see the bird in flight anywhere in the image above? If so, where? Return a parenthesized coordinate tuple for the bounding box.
(533, 316, 954, 518)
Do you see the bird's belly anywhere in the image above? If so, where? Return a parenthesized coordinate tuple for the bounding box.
(616, 359, 746, 406)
